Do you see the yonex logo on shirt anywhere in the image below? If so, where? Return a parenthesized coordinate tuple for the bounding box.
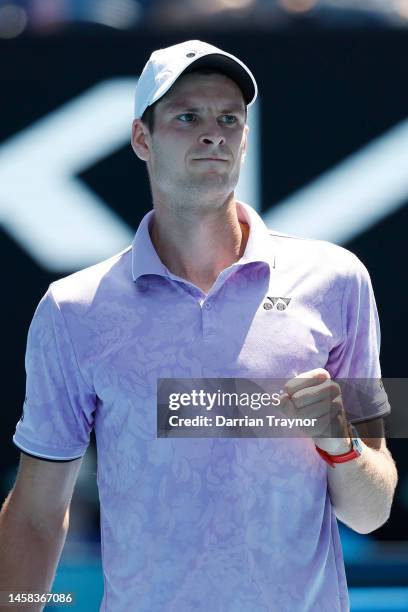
(263, 296, 291, 311)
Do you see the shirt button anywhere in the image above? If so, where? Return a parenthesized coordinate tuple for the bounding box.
(204, 302, 211, 310)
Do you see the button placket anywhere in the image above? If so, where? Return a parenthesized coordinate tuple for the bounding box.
(202, 299, 216, 339)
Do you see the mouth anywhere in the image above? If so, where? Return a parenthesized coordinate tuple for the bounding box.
(193, 157, 228, 162)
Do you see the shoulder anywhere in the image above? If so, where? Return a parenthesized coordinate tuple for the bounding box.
(48, 245, 133, 311)
(266, 229, 370, 283)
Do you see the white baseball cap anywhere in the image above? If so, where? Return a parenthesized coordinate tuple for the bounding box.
(134, 39, 258, 119)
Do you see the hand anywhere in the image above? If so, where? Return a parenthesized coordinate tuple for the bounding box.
(281, 368, 352, 455)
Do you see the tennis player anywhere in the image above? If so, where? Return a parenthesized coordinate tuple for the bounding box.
(0, 40, 398, 611)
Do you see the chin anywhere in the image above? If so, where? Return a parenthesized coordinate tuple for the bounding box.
(192, 174, 231, 187)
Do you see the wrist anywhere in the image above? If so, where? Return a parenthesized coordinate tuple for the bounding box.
(314, 420, 354, 455)
(314, 435, 353, 455)
(314, 424, 364, 468)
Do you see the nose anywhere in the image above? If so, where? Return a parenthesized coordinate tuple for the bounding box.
(199, 134, 226, 146)
(199, 120, 226, 147)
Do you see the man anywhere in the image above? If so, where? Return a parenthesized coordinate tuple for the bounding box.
(0, 40, 398, 611)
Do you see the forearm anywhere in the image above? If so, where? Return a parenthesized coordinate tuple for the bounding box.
(0, 491, 68, 611)
(326, 442, 398, 534)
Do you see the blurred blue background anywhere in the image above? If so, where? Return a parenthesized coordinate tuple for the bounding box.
(1, 1, 408, 610)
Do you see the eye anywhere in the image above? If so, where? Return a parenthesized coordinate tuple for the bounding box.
(220, 115, 237, 124)
(177, 113, 196, 122)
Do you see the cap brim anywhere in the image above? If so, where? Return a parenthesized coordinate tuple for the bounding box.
(181, 53, 257, 107)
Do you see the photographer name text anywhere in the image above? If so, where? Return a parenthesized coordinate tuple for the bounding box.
(168, 415, 317, 428)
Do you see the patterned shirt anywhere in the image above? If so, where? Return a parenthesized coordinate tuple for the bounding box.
(13, 201, 390, 611)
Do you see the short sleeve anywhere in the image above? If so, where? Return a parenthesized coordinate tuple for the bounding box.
(325, 254, 391, 424)
(13, 287, 96, 460)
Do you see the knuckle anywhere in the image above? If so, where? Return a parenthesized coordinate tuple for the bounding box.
(329, 381, 341, 396)
(283, 383, 291, 395)
(314, 368, 330, 379)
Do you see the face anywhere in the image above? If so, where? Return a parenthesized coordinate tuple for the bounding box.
(132, 72, 249, 209)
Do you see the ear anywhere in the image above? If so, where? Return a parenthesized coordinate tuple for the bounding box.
(131, 119, 151, 162)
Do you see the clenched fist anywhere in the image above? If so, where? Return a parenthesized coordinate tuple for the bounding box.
(281, 368, 352, 454)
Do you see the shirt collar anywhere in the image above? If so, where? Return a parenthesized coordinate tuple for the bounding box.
(131, 200, 274, 282)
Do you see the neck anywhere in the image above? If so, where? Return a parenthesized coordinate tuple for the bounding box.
(149, 196, 249, 294)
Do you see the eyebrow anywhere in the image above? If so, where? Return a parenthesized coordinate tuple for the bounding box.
(163, 103, 246, 114)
